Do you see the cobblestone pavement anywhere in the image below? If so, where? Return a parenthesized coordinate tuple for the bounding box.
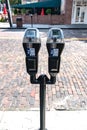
(0, 29, 87, 110)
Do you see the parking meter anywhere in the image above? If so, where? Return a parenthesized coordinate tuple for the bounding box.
(46, 28, 65, 77)
(23, 28, 41, 75)
(23, 28, 65, 130)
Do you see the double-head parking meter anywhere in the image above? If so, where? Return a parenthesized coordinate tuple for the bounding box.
(23, 28, 65, 130)
(46, 28, 65, 77)
(23, 28, 41, 77)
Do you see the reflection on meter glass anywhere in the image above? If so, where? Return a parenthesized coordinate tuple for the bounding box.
(26, 30, 36, 37)
(52, 30, 60, 38)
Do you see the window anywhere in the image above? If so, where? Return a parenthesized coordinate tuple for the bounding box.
(75, 7, 80, 22)
(81, 12, 85, 22)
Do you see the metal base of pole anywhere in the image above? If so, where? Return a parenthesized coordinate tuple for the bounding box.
(38, 129, 47, 130)
(30, 74, 56, 130)
(39, 75, 47, 130)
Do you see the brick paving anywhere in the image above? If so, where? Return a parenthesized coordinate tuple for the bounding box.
(0, 29, 87, 110)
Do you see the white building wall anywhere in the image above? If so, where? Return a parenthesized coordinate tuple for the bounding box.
(71, 0, 87, 24)
(84, 7, 87, 23)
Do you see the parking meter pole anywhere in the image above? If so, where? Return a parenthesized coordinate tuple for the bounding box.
(6, 0, 13, 27)
(50, 76, 56, 84)
(39, 75, 47, 130)
(30, 15, 33, 28)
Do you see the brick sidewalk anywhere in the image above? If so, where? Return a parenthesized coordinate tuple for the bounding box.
(0, 30, 87, 110)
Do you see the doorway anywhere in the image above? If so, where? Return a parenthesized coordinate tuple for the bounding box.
(75, 6, 85, 23)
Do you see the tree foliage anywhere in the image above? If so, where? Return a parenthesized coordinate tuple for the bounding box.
(9, 0, 21, 5)
(1, 0, 21, 5)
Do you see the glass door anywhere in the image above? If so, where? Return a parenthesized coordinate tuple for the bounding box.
(75, 6, 85, 23)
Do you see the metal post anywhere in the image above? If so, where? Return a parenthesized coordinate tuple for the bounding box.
(5, 0, 13, 27)
(39, 75, 47, 130)
(30, 14, 33, 28)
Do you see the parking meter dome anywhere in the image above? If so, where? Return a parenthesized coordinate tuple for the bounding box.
(47, 28, 64, 43)
(23, 28, 41, 56)
(23, 28, 41, 43)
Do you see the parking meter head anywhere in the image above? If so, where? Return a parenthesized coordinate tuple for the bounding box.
(23, 28, 41, 55)
(47, 28, 64, 42)
(23, 28, 41, 75)
(46, 28, 65, 76)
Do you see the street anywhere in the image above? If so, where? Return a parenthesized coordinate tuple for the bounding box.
(0, 29, 87, 110)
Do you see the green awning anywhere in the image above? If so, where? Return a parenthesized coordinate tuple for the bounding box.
(12, 0, 61, 9)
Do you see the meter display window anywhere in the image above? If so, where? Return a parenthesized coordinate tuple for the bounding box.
(26, 30, 36, 38)
(52, 30, 61, 38)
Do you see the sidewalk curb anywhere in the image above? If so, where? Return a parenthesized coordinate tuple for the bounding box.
(0, 23, 87, 29)
(1, 27, 87, 30)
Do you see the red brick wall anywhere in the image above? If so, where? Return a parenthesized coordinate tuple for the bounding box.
(64, 0, 73, 24)
(12, 0, 73, 25)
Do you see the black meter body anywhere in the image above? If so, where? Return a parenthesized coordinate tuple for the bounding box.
(46, 28, 65, 76)
(23, 28, 41, 75)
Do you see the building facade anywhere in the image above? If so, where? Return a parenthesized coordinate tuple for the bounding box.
(12, 0, 87, 24)
(12, 0, 73, 24)
(58, 0, 87, 24)
(1, 0, 87, 24)
(71, 0, 87, 24)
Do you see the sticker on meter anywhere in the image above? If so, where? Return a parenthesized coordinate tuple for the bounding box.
(27, 48, 35, 56)
(50, 48, 59, 56)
